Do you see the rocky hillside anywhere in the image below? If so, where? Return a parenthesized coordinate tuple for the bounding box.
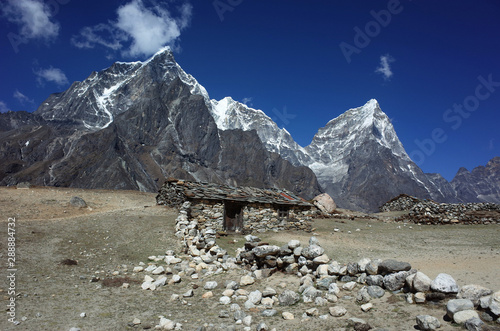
(451, 157, 500, 203)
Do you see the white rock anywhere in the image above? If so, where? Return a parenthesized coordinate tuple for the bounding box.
(220, 296, 231, 305)
(342, 281, 357, 291)
(431, 273, 458, 293)
(361, 303, 373, 312)
(282, 312, 294, 320)
(453, 310, 479, 324)
(133, 266, 144, 273)
(329, 306, 347, 317)
(80, 312, 86, 318)
(248, 290, 263, 305)
(152, 266, 165, 275)
(240, 275, 255, 286)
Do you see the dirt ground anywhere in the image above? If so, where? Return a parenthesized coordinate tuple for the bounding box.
(1, 187, 499, 331)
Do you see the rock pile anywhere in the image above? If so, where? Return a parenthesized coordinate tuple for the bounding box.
(380, 195, 500, 225)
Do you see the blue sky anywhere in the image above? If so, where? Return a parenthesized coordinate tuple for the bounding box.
(1, 0, 499, 181)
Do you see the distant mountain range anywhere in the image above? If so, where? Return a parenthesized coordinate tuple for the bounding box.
(1, 48, 498, 211)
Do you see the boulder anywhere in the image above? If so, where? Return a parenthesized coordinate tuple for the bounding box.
(378, 259, 411, 275)
(446, 299, 474, 319)
(383, 271, 410, 291)
(411, 271, 432, 293)
(415, 315, 441, 330)
(302, 286, 322, 303)
(329, 306, 347, 317)
(431, 273, 459, 293)
(288, 239, 301, 249)
(457, 284, 493, 306)
(70, 196, 87, 208)
(453, 310, 479, 324)
(488, 290, 500, 316)
(313, 193, 336, 213)
(301, 245, 325, 259)
(367, 285, 385, 299)
(464, 317, 485, 331)
(252, 245, 280, 258)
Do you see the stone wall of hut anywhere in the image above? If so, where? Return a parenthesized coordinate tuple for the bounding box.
(188, 199, 314, 233)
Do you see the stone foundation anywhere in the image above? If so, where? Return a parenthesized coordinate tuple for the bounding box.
(185, 199, 314, 233)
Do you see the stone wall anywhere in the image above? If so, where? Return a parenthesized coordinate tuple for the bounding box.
(187, 199, 314, 233)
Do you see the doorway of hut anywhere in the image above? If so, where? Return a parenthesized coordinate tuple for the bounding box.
(224, 201, 244, 232)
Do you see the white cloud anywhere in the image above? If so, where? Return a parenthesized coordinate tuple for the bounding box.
(35, 66, 69, 87)
(71, 0, 192, 58)
(0, 101, 11, 113)
(375, 54, 395, 80)
(13, 90, 35, 106)
(3, 0, 60, 42)
(242, 97, 253, 107)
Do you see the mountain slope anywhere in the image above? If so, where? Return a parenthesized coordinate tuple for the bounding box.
(0, 49, 322, 198)
(451, 157, 500, 203)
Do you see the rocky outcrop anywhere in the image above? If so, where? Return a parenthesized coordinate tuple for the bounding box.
(451, 157, 500, 204)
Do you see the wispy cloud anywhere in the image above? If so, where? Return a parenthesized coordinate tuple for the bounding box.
(2, 0, 60, 42)
(13, 90, 35, 106)
(71, 0, 193, 58)
(0, 101, 11, 113)
(489, 139, 495, 151)
(35, 66, 69, 87)
(375, 54, 395, 80)
(242, 97, 253, 107)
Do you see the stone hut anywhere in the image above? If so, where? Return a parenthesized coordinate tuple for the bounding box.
(156, 178, 317, 233)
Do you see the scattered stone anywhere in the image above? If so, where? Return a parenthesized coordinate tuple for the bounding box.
(282, 312, 294, 320)
(306, 307, 319, 317)
(279, 290, 300, 306)
(219, 296, 231, 305)
(256, 322, 268, 331)
(248, 290, 263, 305)
(414, 292, 426, 304)
(183, 289, 193, 297)
(329, 306, 347, 317)
(431, 273, 459, 293)
(415, 315, 441, 330)
(261, 309, 277, 317)
(204, 281, 218, 290)
(70, 196, 87, 208)
(242, 315, 252, 326)
(361, 303, 373, 312)
(240, 275, 255, 286)
(202, 291, 214, 299)
(262, 287, 276, 297)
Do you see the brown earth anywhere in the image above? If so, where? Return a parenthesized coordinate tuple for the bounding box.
(1, 187, 499, 331)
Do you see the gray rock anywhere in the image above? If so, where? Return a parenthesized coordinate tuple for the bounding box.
(256, 322, 268, 331)
(383, 271, 410, 291)
(412, 271, 432, 292)
(342, 281, 357, 291)
(252, 245, 280, 258)
(70, 196, 87, 208)
(329, 306, 347, 317)
(356, 287, 371, 304)
(347, 262, 359, 276)
(367, 285, 385, 299)
(204, 281, 218, 290)
(365, 259, 381, 275)
(261, 309, 277, 317)
(301, 245, 325, 259)
(366, 274, 384, 287)
(415, 292, 426, 304)
(309, 236, 320, 246)
(315, 297, 328, 306)
(415, 315, 441, 330)
(453, 310, 479, 324)
(279, 290, 300, 306)
(248, 290, 262, 305)
(446, 299, 474, 319)
(302, 286, 322, 303)
(328, 283, 340, 296)
(219, 296, 231, 305)
(457, 284, 493, 306)
(226, 280, 239, 290)
(234, 310, 246, 321)
(240, 275, 255, 286)
(183, 289, 194, 297)
(219, 310, 230, 318)
(245, 235, 260, 243)
(313, 254, 330, 265)
(464, 317, 484, 331)
(357, 258, 371, 273)
(316, 276, 335, 290)
(242, 315, 252, 326)
(431, 273, 459, 293)
(262, 287, 276, 297)
(378, 259, 411, 275)
(328, 261, 341, 275)
(288, 239, 301, 249)
(488, 290, 500, 316)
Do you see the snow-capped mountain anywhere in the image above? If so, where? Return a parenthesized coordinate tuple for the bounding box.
(36, 47, 211, 129)
(209, 97, 462, 211)
(0, 48, 322, 198)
